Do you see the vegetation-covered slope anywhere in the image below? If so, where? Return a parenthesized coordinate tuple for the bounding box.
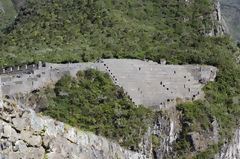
(0, 0, 233, 67)
(38, 69, 153, 150)
(0, 0, 240, 158)
(0, 0, 17, 33)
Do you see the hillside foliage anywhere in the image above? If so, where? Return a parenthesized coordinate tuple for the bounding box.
(42, 69, 154, 150)
(0, 0, 17, 33)
(0, 0, 229, 67)
(0, 0, 240, 157)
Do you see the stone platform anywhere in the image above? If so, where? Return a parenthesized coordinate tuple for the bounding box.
(102, 59, 217, 109)
(0, 59, 217, 109)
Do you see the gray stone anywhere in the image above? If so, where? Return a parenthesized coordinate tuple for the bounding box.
(12, 118, 28, 131)
(15, 140, 27, 152)
(47, 152, 65, 159)
(1, 112, 12, 122)
(26, 147, 45, 159)
(2, 123, 14, 138)
(64, 128, 78, 144)
(12, 145, 19, 152)
(0, 154, 8, 159)
(101, 59, 217, 109)
(190, 132, 202, 151)
(42, 135, 51, 149)
(19, 131, 42, 147)
(29, 111, 45, 132)
(1, 141, 12, 151)
(212, 118, 219, 143)
(8, 152, 19, 159)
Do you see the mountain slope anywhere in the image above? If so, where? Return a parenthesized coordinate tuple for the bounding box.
(0, 0, 240, 158)
(220, 0, 240, 41)
(0, 0, 233, 67)
(0, 0, 17, 32)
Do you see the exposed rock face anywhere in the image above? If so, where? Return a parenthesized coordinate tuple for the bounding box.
(0, 2, 5, 14)
(139, 127, 153, 158)
(0, 99, 147, 159)
(216, 129, 240, 159)
(153, 112, 180, 158)
(207, 0, 229, 36)
(220, 0, 240, 41)
(188, 118, 220, 152)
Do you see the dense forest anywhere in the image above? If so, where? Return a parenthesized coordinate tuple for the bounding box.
(1, 0, 240, 158)
(0, 0, 237, 67)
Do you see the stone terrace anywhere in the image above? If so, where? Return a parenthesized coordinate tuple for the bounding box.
(102, 59, 217, 109)
(0, 59, 217, 110)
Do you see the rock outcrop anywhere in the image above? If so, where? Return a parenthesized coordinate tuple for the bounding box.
(152, 110, 180, 158)
(0, 2, 5, 14)
(0, 99, 147, 159)
(206, 0, 229, 36)
(216, 129, 240, 159)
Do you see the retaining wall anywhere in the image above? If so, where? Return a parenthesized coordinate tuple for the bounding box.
(0, 59, 217, 110)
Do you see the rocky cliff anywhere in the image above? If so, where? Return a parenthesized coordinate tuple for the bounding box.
(0, 99, 147, 159)
(220, 0, 240, 41)
(207, 0, 229, 36)
(216, 129, 240, 159)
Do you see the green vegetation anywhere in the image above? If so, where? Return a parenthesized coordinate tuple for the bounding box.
(43, 154, 48, 159)
(175, 65, 240, 157)
(195, 144, 220, 159)
(42, 69, 154, 150)
(0, 0, 17, 33)
(0, 0, 239, 157)
(175, 101, 214, 154)
(0, 0, 226, 67)
(152, 134, 162, 155)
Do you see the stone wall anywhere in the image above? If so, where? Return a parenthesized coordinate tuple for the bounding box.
(0, 59, 217, 110)
(0, 98, 147, 159)
(102, 59, 217, 109)
(0, 61, 105, 97)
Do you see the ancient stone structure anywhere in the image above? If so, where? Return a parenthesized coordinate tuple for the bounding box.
(0, 61, 104, 98)
(103, 59, 217, 109)
(0, 59, 217, 110)
(0, 98, 147, 159)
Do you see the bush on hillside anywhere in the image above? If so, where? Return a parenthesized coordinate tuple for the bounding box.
(43, 69, 154, 150)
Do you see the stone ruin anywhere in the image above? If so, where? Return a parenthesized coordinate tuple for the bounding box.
(0, 59, 217, 110)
